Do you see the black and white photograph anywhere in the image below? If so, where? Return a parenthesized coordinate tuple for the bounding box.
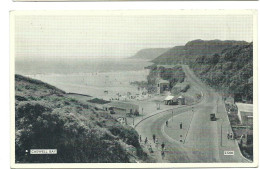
(10, 10, 257, 168)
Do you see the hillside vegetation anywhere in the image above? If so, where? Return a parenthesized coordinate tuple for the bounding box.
(153, 39, 248, 65)
(191, 43, 253, 102)
(152, 39, 253, 103)
(15, 75, 148, 163)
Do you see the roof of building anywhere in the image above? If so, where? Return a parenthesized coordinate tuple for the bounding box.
(164, 95, 175, 101)
(236, 103, 253, 115)
(158, 79, 169, 84)
(178, 95, 184, 99)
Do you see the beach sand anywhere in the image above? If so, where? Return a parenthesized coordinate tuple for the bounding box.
(27, 69, 150, 100)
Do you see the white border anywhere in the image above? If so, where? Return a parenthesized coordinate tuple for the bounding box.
(10, 10, 258, 168)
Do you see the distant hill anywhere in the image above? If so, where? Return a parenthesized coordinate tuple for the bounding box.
(152, 39, 249, 64)
(15, 75, 148, 163)
(130, 48, 170, 60)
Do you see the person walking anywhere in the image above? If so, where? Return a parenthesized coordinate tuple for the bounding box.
(166, 121, 168, 127)
(152, 134, 156, 143)
(149, 143, 153, 153)
(230, 132, 233, 140)
(145, 137, 148, 144)
(161, 150, 165, 159)
(155, 138, 159, 148)
(180, 122, 183, 129)
(139, 135, 142, 142)
(161, 142, 165, 151)
(227, 132, 230, 139)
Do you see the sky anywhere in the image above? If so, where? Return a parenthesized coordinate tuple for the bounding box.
(15, 14, 253, 59)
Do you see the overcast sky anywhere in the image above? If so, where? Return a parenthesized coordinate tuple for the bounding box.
(15, 14, 253, 59)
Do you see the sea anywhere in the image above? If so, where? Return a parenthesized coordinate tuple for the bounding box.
(15, 58, 152, 99)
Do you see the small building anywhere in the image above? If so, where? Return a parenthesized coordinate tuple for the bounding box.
(177, 95, 185, 105)
(164, 95, 185, 105)
(236, 103, 253, 125)
(164, 95, 177, 105)
(157, 79, 170, 94)
(104, 101, 139, 115)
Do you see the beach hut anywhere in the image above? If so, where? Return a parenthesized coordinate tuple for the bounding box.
(164, 95, 177, 105)
(164, 95, 185, 105)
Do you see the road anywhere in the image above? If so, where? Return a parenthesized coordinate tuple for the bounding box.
(135, 65, 250, 163)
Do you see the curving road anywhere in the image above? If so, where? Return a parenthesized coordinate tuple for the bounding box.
(135, 65, 250, 163)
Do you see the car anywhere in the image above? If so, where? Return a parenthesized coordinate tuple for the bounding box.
(110, 110, 116, 114)
(210, 114, 216, 121)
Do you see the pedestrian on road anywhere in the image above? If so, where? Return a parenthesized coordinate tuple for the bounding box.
(227, 132, 230, 139)
(161, 142, 165, 151)
(180, 122, 183, 129)
(145, 137, 148, 144)
(161, 151, 165, 159)
(149, 144, 153, 153)
(152, 134, 156, 143)
(139, 135, 142, 142)
(155, 138, 159, 148)
(230, 133, 233, 140)
(166, 121, 168, 127)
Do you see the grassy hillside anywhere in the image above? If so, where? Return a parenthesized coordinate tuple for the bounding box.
(152, 39, 249, 65)
(151, 39, 253, 103)
(191, 43, 253, 103)
(130, 48, 170, 60)
(15, 75, 148, 163)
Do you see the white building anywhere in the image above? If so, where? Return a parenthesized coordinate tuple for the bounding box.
(157, 79, 170, 94)
(236, 103, 253, 125)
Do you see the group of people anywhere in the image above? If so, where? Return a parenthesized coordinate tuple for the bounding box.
(227, 132, 234, 140)
(139, 134, 166, 159)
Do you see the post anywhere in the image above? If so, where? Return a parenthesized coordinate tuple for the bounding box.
(125, 109, 127, 125)
(142, 108, 144, 120)
(172, 109, 173, 121)
(220, 122, 222, 146)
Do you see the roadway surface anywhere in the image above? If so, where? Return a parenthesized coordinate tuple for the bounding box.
(135, 65, 250, 163)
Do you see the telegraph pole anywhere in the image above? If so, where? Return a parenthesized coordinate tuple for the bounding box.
(142, 108, 144, 120)
(220, 119, 223, 147)
(172, 109, 173, 121)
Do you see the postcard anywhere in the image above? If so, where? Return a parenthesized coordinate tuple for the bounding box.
(10, 10, 258, 168)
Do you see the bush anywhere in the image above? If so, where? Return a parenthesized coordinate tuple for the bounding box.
(15, 75, 145, 163)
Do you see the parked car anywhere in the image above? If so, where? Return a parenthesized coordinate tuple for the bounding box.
(210, 114, 216, 121)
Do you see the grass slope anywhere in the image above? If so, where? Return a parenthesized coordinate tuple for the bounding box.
(191, 43, 253, 102)
(15, 74, 148, 163)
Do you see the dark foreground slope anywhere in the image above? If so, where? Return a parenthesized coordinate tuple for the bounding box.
(15, 75, 148, 163)
(153, 39, 248, 65)
(191, 43, 253, 103)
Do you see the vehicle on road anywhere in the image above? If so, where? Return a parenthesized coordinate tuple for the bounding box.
(210, 113, 216, 121)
